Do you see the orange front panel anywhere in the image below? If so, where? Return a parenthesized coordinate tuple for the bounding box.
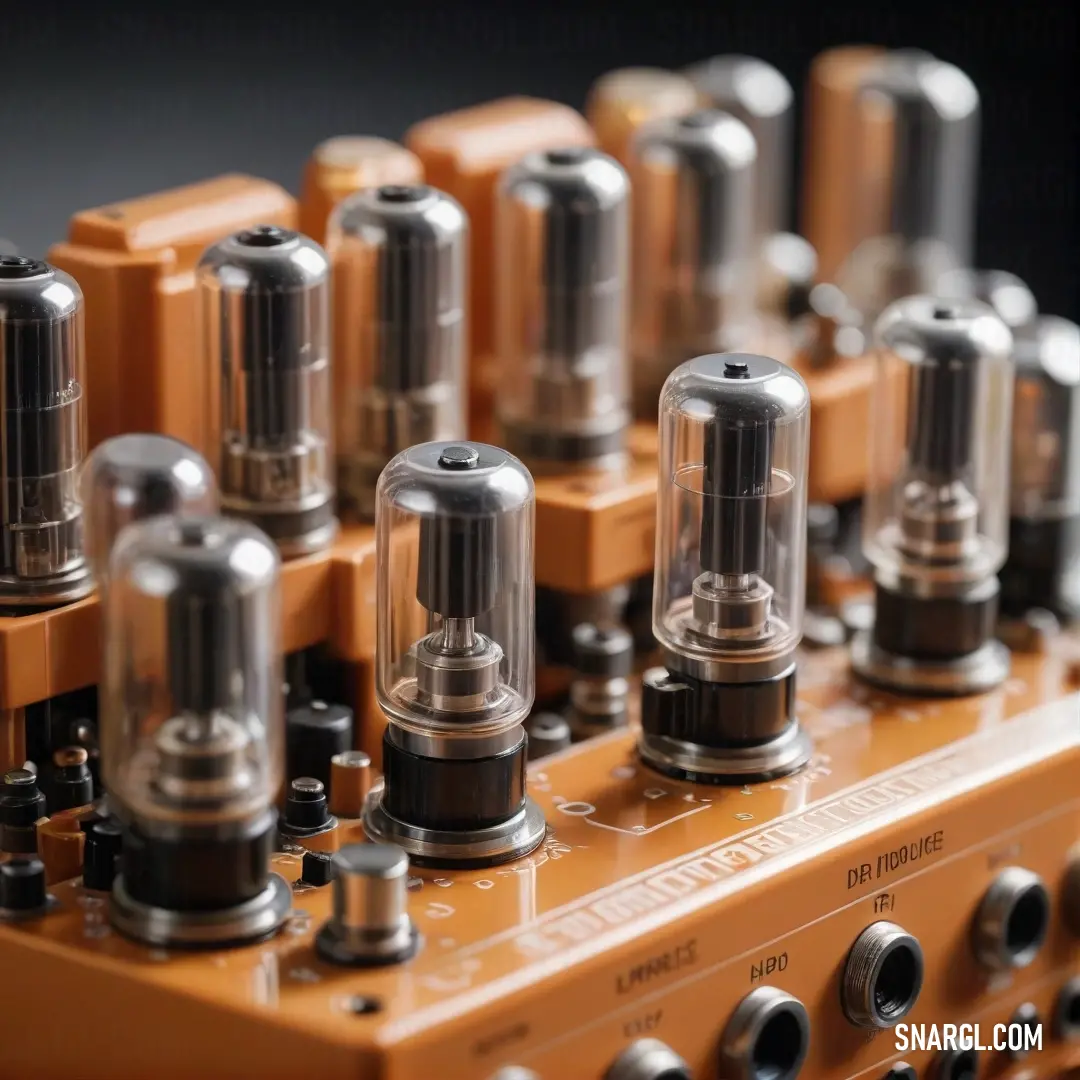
(0, 646, 1077, 1080)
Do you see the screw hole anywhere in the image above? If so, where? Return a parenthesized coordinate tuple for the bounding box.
(345, 995, 382, 1016)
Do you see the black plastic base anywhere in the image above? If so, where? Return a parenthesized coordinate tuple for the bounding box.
(873, 578, 998, 661)
(1000, 515, 1080, 621)
(381, 732, 527, 833)
(640, 666, 797, 749)
(643, 752, 809, 787)
(121, 811, 276, 912)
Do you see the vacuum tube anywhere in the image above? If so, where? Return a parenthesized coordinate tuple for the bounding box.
(495, 147, 630, 471)
(198, 225, 337, 557)
(362, 441, 544, 866)
(0, 256, 92, 607)
(640, 353, 812, 781)
(852, 296, 1015, 693)
(329, 185, 468, 521)
(102, 515, 290, 946)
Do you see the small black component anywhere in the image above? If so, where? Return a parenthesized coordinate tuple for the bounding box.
(50, 747, 94, 811)
(301, 849, 335, 887)
(571, 623, 634, 678)
(285, 702, 354, 790)
(0, 856, 47, 913)
(882, 1065, 916, 1080)
(235, 224, 292, 248)
(1001, 515, 1080, 620)
(284, 777, 332, 833)
(382, 729, 527, 841)
(525, 713, 572, 760)
(0, 769, 46, 826)
(932, 1048, 978, 1080)
(1054, 976, 1080, 1040)
(344, 995, 383, 1015)
(0, 768, 46, 853)
(1007, 1002, 1039, 1060)
(83, 820, 123, 891)
(624, 573, 656, 655)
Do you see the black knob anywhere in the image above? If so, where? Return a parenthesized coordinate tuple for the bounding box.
(284, 778, 331, 831)
(0, 769, 46, 852)
(83, 820, 123, 891)
(525, 713, 572, 760)
(0, 769, 46, 826)
(51, 747, 94, 811)
(571, 623, 634, 678)
(301, 849, 335, 887)
(0, 857, 47, 913)
(285, 702, 353, 789)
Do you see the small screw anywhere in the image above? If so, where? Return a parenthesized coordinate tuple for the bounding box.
(236, 224, 291, 247)
(437, 445, 479, 470)
(345, 995, 382, 1015)
(290, 778, 324, 800)
(377, 184, 428, 203)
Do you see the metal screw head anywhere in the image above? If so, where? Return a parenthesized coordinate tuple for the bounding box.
(437, 445, 480, 470)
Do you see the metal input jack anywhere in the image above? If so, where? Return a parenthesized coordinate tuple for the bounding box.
(1054, 975, 1080, 1041)
(931, 1048, 979, 1080)
(971, 867, 1050, 971)
(604, 1038, 691, 1080)
(718, 986, 810, 1080)
(841, 921, 924, 1028)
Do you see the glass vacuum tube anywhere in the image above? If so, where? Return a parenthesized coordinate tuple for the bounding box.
(841, 55, 980, 321)
(364, 441, 544, 866)
(0, 256, 92, 607)
(81, 434, 218, 584)
(495, 147, 630, 471)
(102, 515, 290, 945)
(854, 296, 1015, 694)
(629, 110, 758, 419)
(1002, 316, 1080, 619)
(329, 185, 468, 521)
(641, 353, 812, 783)
(198, 225, 336, 557)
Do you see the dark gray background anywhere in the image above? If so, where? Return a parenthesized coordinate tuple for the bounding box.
(1, 2, 1076, 317)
